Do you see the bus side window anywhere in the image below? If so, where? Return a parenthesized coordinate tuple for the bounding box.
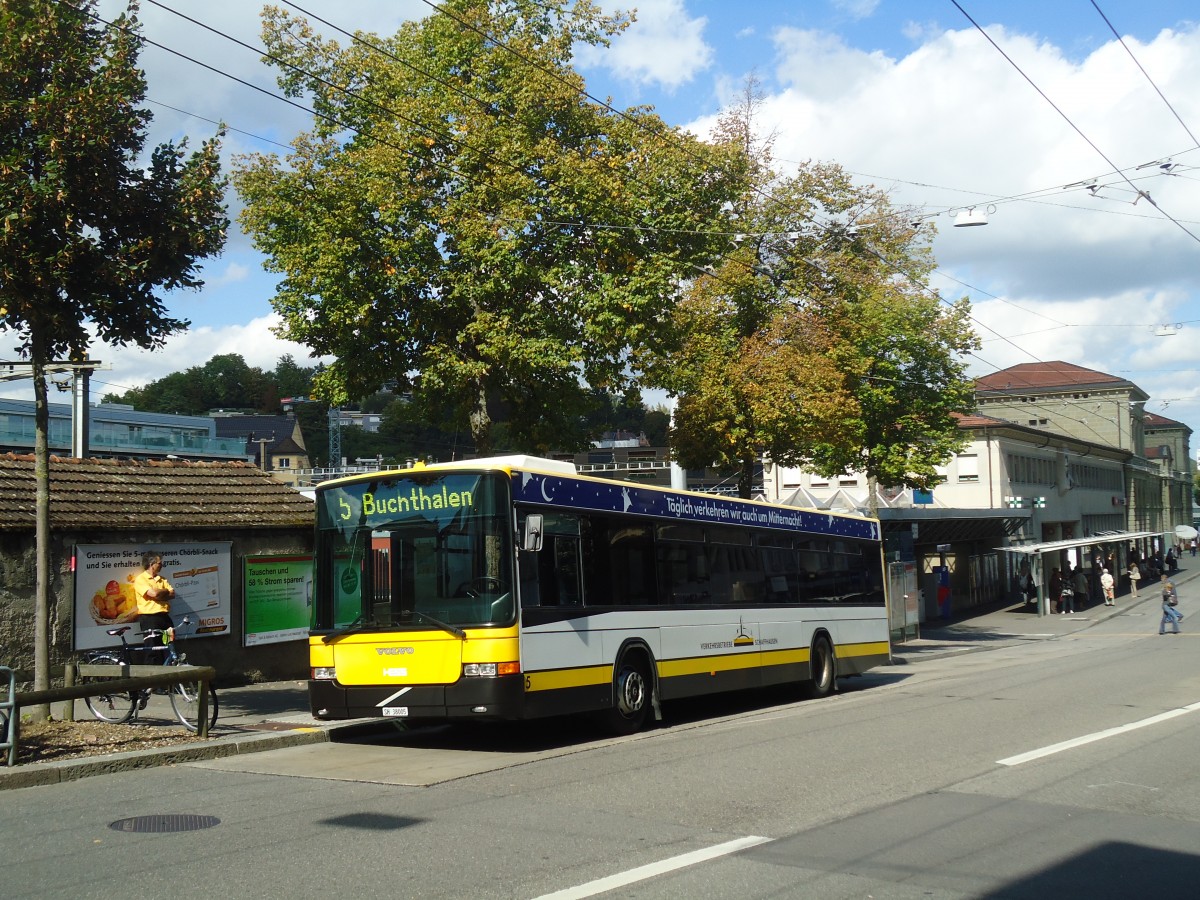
(550, 535, 583, 605)
(582, 516, 657, 606)
(518, 551, 541, 608)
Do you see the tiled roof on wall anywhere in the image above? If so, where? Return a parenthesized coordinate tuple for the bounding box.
(975, 362, 1126, 392)
(0, 454, 315, 531)
(1143, 411, 1187, 429)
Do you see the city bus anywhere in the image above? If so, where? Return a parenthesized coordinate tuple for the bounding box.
(308, 455, 890, 732)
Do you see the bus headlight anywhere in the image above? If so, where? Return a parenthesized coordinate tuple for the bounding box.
(463, 662, 520, 677)
(312, 667, 336, 680)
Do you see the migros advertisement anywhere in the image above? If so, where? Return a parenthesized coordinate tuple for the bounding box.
(73, 543, 232, 651)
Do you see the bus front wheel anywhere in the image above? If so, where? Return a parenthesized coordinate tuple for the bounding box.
(603, 654, 652, 735)
(805, 635, 837, 699)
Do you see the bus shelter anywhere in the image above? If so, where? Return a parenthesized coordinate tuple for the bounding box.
(1000, 530, 1162, 617)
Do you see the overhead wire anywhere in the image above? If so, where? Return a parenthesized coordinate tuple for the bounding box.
(145, 99, 294, 152)
(1090, 0, 1200, 150)
(832, 161, 1200, 225)
(949, 0, 1200, 247)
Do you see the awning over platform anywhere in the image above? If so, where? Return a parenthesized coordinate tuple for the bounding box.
(878, 507, 1029, 544)
(999, 530, 1161, 555)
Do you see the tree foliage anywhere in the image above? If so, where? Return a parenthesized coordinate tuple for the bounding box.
(103, 354, 314, 415)
(646, 85, 978, 499)
(0, 0, 226, 360)
(0, 0, 226, 712)
(233, 0, 742, 455)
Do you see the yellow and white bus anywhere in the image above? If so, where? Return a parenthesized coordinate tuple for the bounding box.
(308, 455, 890, 733)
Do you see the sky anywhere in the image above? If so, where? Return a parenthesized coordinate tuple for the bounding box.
(8, 0, 1200, 445)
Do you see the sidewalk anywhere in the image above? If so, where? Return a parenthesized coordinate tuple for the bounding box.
(891, 562, 1197, 663)
(0, 680, 379, 791)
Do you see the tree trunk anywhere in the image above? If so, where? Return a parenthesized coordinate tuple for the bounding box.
(866, 472, 880, 518)
(31, 333, 52, 721)
(738, 450, 755, 499)
(468, 378, 492, 457)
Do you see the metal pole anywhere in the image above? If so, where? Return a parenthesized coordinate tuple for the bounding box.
(71, 367, 91, 457)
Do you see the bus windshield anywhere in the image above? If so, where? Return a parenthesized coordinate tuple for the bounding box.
(313, 471, 514, 632)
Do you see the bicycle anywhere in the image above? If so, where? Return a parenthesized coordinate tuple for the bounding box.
(81, 615, 219, 733)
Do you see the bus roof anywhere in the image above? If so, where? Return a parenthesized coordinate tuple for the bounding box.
(316, 455, 880, 540)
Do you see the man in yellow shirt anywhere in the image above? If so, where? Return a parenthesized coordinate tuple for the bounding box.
(134, 552, 175, 635)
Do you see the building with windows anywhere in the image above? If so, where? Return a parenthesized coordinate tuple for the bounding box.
(0, 399, 245, 460)
(213, 414, 311, 477)
(763, 362, 1192, 625)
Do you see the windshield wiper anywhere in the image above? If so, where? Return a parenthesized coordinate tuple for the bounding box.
(321, 613, 370, 643)
(412, 611, 466, 640)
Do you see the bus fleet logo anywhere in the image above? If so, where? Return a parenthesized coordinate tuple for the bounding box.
(699, 618, 778, 651)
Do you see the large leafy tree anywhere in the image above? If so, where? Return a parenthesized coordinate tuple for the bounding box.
(104, 354, 316, 414)
(0, 0, 226, 710)
(233, 0, 742, 455)
(649, 87, 977, 500)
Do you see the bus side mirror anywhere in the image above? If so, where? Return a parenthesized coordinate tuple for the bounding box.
(523, 514, 543, 552)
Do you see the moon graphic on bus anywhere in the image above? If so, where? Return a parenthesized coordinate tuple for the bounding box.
(541, 479, 554, 502)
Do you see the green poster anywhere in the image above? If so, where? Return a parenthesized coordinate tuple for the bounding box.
(244, 555, 313, 646)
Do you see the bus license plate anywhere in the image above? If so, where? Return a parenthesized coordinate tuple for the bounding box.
(382, 706, 409, 717)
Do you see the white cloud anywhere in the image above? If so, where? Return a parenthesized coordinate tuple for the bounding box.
(771, 27, 892, 99)
(762, 23, 1200, 300)
(831, 0, 881, 21)
(105, 315, 327, 394)
(0, 316, 326, 404)
(212, 262, 250, 287)
(582, 0, 713, 90)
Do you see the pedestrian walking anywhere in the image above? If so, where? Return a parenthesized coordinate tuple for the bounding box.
(1049, 568, 1062, 614)
(1159, 578, 1182, 635)
(1100, 568, 1115, 606)
(1128, 561, 1141, 598)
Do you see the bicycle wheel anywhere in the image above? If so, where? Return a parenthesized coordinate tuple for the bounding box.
(82, 655, 137, 724)
(169, 677, 218, 733)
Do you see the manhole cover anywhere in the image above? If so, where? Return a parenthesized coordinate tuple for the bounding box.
(109, 814, 220, 833)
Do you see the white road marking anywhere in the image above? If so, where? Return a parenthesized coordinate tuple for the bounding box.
(530, 836, 772, 900)
(376, 687, 412, 707)
(998, 700, 1200, 766)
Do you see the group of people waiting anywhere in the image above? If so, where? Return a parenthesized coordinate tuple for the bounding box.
(1044, 564, 1109, 615)
(1039, 554, 1184, 634)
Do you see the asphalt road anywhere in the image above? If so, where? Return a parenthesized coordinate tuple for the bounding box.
(2, 605, 1197, 899)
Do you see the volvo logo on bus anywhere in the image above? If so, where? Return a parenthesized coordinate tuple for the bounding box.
(376, 647, 415, 655)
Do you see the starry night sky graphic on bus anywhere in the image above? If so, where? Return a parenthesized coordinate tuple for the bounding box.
(511, 470, 880, 542)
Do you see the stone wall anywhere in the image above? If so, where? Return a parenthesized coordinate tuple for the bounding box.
(0, 526, 314, 688)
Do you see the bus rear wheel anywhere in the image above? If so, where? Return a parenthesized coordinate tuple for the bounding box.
(603, 654, 652, 735)
(804, 635, 836, 699)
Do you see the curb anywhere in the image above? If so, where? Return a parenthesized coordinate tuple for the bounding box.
(0, 720, 381, 791)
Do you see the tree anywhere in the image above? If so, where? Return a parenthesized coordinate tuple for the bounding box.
(233, 0, 742, 456)
(647, 86, 977, 499)
(104, 354, 315, 414)
(378, 395, 465, 462)
(273, 353, 316, 400)
(0, 0, 226, 713)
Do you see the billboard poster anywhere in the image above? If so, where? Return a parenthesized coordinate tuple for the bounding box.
(73, 543, 232, 651)
(244, 554, 313, 646)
